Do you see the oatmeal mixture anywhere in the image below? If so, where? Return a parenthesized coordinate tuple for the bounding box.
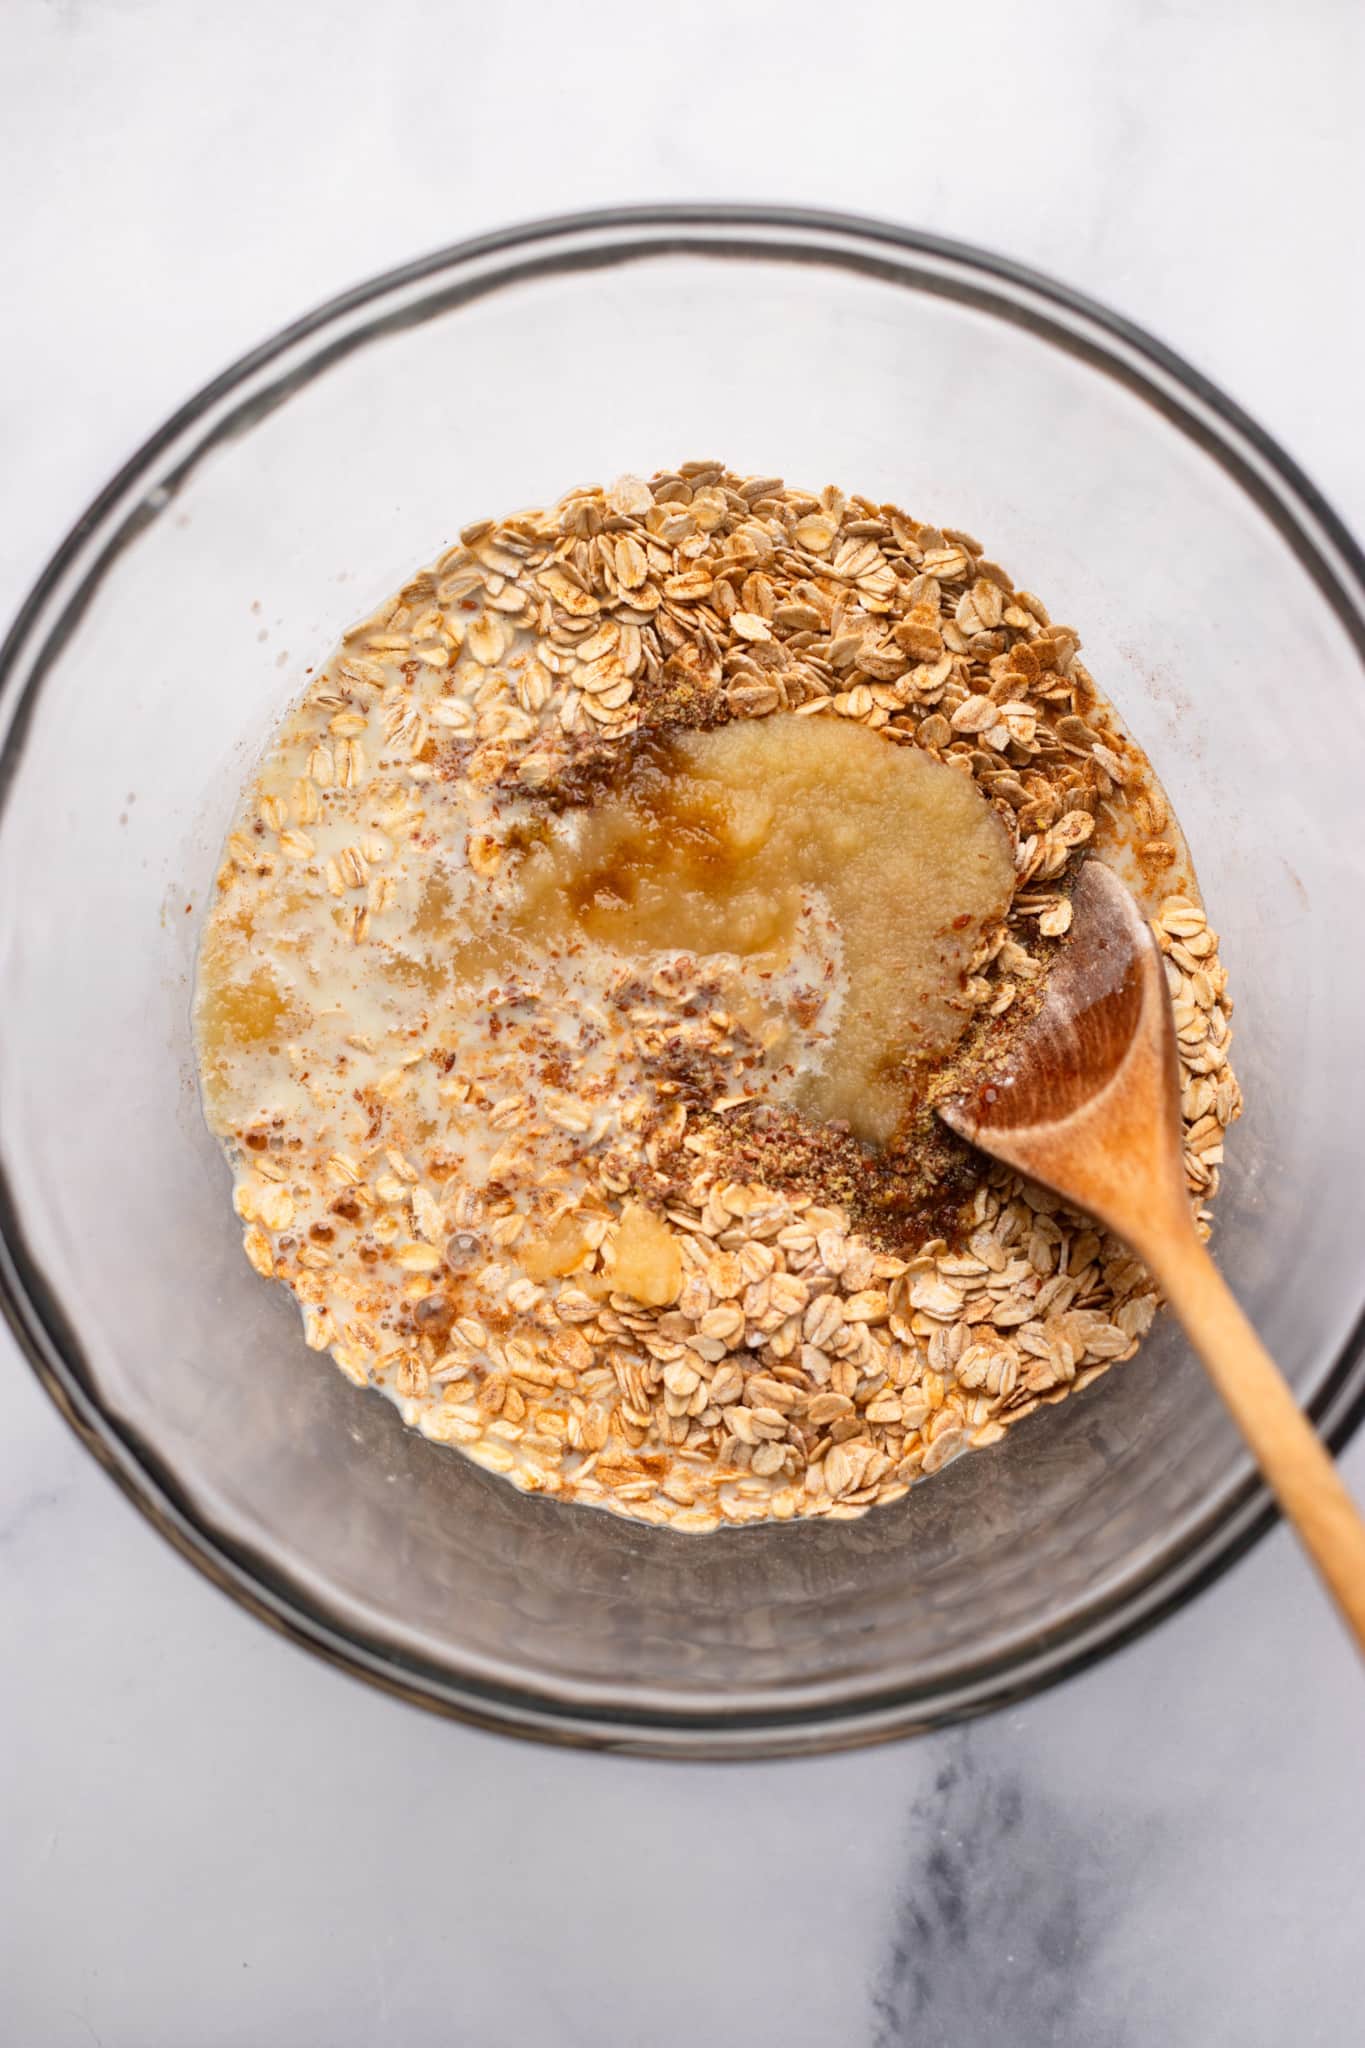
(196, 464, 1239, 1530)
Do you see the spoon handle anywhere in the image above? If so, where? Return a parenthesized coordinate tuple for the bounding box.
(1152, 1224, 1365, 1654)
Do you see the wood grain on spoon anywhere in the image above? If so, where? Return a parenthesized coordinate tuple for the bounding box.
(939, 858, 1365, 1654)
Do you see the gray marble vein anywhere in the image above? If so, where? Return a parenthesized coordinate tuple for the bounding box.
(872, 1739, 1128, 2048)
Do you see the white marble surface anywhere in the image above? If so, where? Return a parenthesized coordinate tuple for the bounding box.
(3, 3, 1363, 2042)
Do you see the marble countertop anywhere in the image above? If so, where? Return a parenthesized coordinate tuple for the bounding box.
(3, 3, 1363, 2042)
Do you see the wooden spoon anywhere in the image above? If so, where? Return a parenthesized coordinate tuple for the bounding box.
(939, 857, 1365, 1650)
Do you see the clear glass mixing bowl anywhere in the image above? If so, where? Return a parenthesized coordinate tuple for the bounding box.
(3, 209, 1364, 1756)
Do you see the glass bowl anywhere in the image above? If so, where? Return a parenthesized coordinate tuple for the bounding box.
(3, 208, 1364, 1758)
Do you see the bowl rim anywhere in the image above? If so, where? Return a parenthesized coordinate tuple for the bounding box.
(3, 202, 1365, 1758)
